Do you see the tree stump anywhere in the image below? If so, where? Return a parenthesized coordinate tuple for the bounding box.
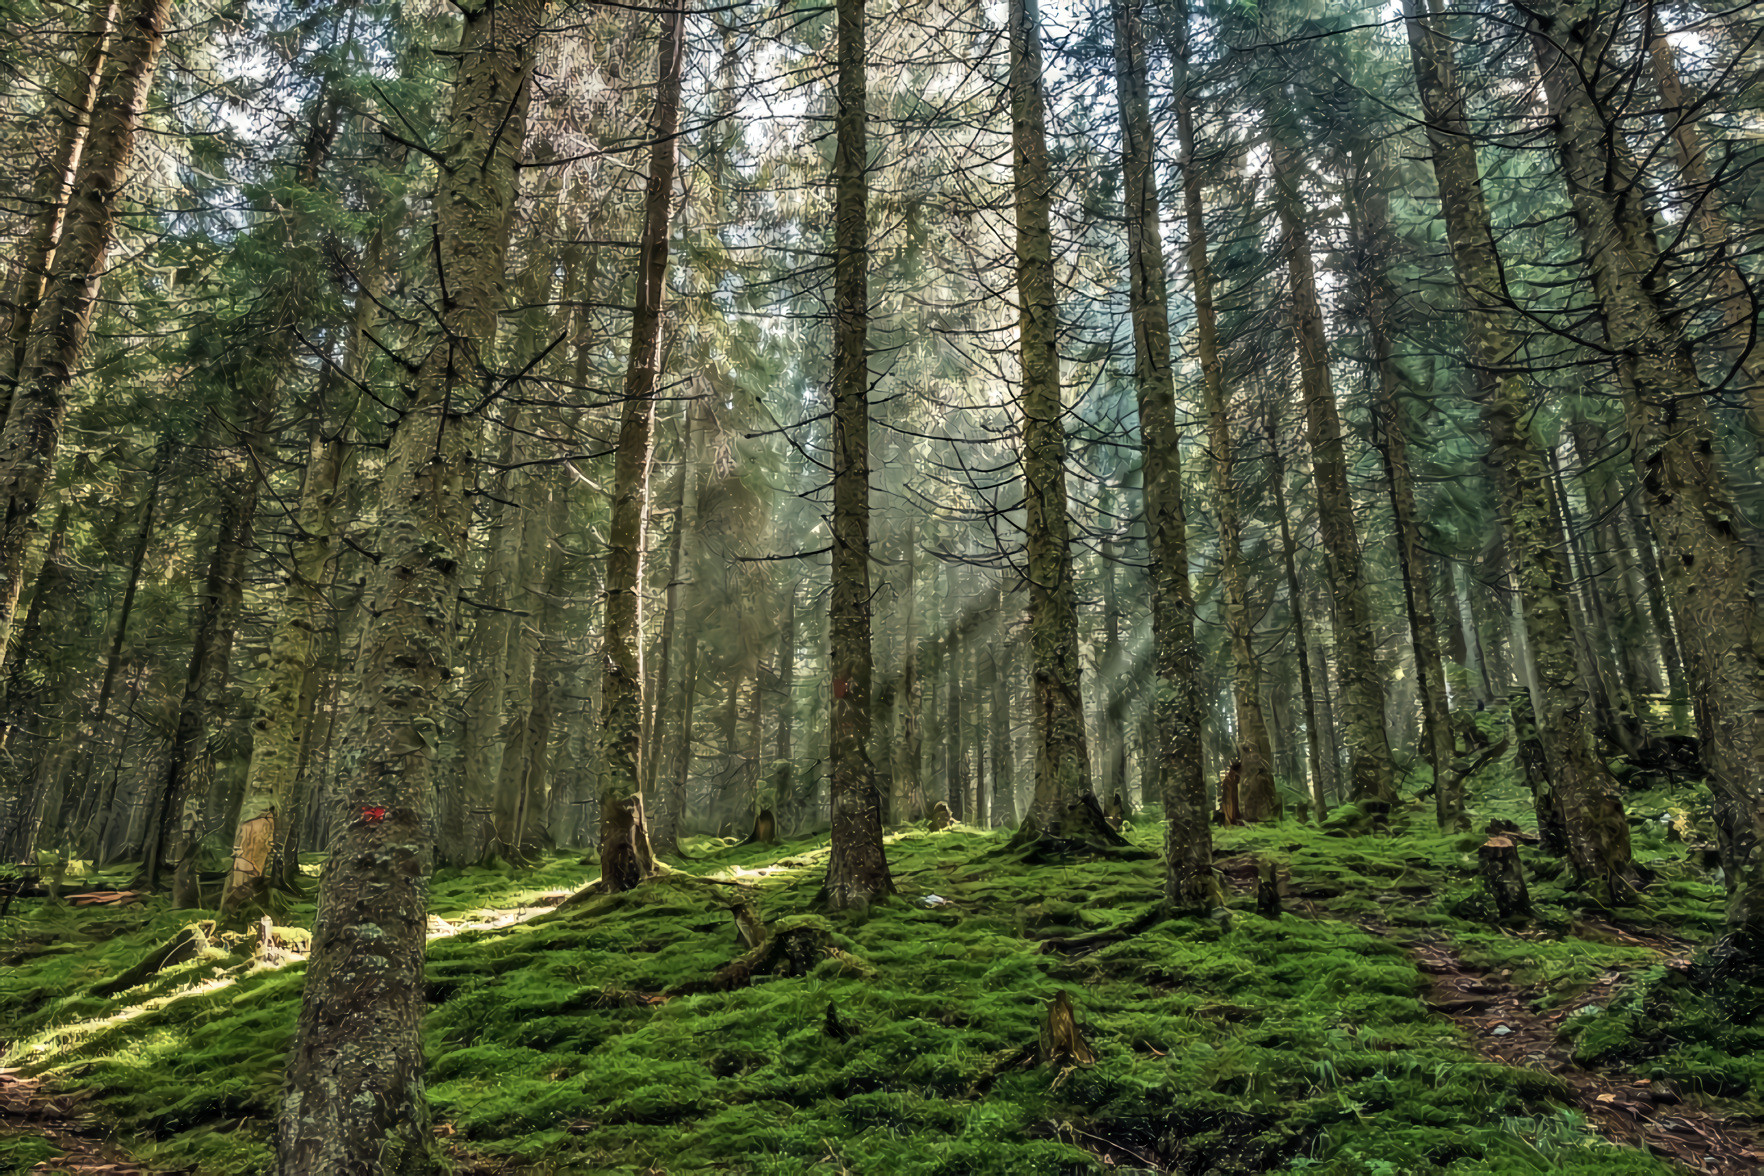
(1479, 836, 1532, 921)
(1104, 791, 1126, 829)
(928, 801, 954, 831)
(600, 792, 660, 893)
(1038, 991, 1094, 1068)
(1219, 760, 1244, 826)
(741, 808, 779, 846)
(1256, 860, 1282, 919)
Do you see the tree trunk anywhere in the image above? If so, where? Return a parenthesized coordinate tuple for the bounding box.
(221, 245, 376, 920)
(0, 0, 117, 409)
(1404, 0, 1634, 900)
(944, 557, 964, 820)
(1525, 0, 1762, 953)
(596, 0, 686, 892)
(0, 0, 168, 676)
(1269, 125, 1394, 804)
(151, 432, 260, 908)
(1010, 0, 1092, 827)
(896, 526, 924, 822)
(1646, 14, 1764, 450)
(1120, 0, 1209, 905)
(75, 457, 160, 858)
(822, 0, 893, 909)
(991, 623, 1017, 827)
(1345, 174, 1458, 827)
(1266, 411, 1327, 823)
(655, 396, 708, 854)
(277, 0, 541, 1164)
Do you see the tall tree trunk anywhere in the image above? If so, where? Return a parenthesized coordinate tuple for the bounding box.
(1345, 175, 1458, 826)
(1, 0, 117, 409)
(895, 525, 923, 822)
(1096, 539, 1129, 808)
(596, 0, 686, 891)
(75, 455, 160, 857)
(221, 245, 377, 920)
(1646, 15, 1764, 450)
(1524, 0, 1762, 954)
(646, 395, 705, 852)
(1269, 126, 1395, 804)
(1010, 0, 1092, 827)
(944, 557, 964, 820)
(0, 0, 167, 676)
(1266, 411, 1327, 823)
(277, 0, 541, 1164)
(654, 395, 707, 853)
(771, 583, 797, 820)
(990, 621, 1017, 827)
(151, 432, 260, 908)
(1403, 0, 1634, 899)
(822, 0, 892, 908)
(1119, 0, 1208, 904)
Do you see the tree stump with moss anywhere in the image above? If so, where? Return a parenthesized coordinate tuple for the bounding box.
(1219, 760, 1244, 826)
(1038, 991, 1094, 1067)
(601, 792, 660, 893)
(1104, 791, 1126, 829)
(1256, 860, 1282, 919)
(741, 808, 779, 845)
(1479, 836, 1531, 921)
(928, 801, 954, 831)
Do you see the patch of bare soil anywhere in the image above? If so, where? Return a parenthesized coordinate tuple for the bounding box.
(1391, 930, 1764, 1174)
(0, 1070, 160, 1174)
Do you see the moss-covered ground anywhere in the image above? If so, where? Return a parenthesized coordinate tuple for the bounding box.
(1, 764, 1758, 1173)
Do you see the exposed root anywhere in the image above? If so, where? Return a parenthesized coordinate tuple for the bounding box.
(91, 921, 213, 998)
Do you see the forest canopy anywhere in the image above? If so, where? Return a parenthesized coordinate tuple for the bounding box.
(1, 0, 1764, 1167)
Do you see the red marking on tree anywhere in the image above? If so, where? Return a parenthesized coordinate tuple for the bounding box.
(360, 806, 389, 824)
(833, 676, 849, 699)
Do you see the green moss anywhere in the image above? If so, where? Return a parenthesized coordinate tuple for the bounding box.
(1, 766, 1749, 1174)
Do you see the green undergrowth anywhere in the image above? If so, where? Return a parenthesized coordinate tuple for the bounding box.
(0, 770, 1746, 1174)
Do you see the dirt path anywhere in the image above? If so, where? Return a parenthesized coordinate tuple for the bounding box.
(1392, 930, 1764, 1174)
(0, 1070, 157, 1174)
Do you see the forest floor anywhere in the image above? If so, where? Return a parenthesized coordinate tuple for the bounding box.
(2, 768, 1762, 1174)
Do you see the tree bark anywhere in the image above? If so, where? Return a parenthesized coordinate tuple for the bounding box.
(1344, 170, 1458, 827)
(0, 0, 168, 677)
(221, 245, 377, 920)
(597, 0, 686, 891)
(822, 0, 893, 908)
(1010, 0, 1093, 828)
(1403, 0, 1634, 899)
(1524, 0, 1761, 951)
(277, 0, 542, 1164)
(1119, 0, 1209, 906)
(1269, 126, 1395, 804)
(0, 0, 117, 410)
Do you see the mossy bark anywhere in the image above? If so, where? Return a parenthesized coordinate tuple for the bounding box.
(153, 434, 260, 908)
(822, 0, 893, 909)
(1010, 0, 1093, 827)
(1269, 127, 1394, 805)
(1266, 412, 1327, 823)
(222, 245, 377, 921)
(1404, 0, 1633, 900)
(1119, 0, 1208, 907)
(1523, 0, 1763, 949)
(1344, 171, 1458, 828)
(276, 0, 541, 1166)
(0, 0, 117, 410)
(598, 0, 686, 891)
(0, 0, 167, 678)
